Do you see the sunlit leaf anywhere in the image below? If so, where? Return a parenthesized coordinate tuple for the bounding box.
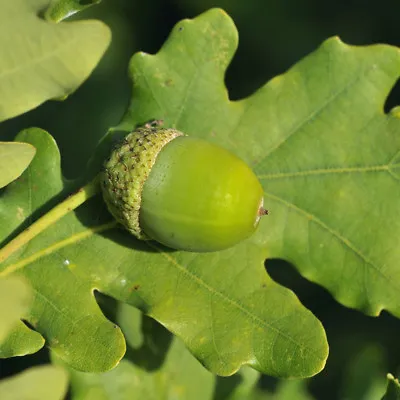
(0, 0, 110, 122)
(45, 0, 101, 22)
(0, 276, 31, 342)
(0, 365, 68, 400)
(0, 142, 35, 188)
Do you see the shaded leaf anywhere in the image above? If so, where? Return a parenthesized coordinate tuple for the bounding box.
(0, 0, 111, 122)
(249, 380, 315, 400)
(340, 344, 387, 400)
(215, 366, 260, 400)
(0, 365, 68, 400)
(0, 142, 35, 188)
(382, 374, 400, 400)
(68, 353, 211, 400)
(65, 303, 259, 400)
(65, 307, 215, 400)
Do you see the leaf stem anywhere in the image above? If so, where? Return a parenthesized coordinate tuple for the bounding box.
(0, 176, 102, 266)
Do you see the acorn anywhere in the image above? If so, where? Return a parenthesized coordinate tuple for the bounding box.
(100, 121, 267, 252)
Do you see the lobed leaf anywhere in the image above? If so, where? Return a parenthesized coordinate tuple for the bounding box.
(65, 305, 216, 400)
(0, 128, 126, 371)
(0, 0, 110, 122)
(64, 303, 261, 400)
(116, 9, 400, 318)
(0, 9, 331, 377)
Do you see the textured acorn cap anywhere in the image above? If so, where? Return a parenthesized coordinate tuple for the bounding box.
(101, 123, 183, 239)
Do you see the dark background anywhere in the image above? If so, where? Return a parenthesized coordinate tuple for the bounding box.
(1, 1, 400, 398)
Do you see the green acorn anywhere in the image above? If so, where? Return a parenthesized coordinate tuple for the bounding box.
(101, 121, 267, 252)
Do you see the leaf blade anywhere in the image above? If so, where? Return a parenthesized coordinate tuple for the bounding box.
(0, 276, 31, 342)
(0, 142, 35, 188)
(0, 365, 68, 400)
(118, 10, 400, 318)
(0, 0, 111, 122)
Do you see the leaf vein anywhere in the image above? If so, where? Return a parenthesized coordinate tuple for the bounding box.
(259, 75, 365, 163)
(263, 191, 398, 291)
(0, 222, 117, 277)
(0, 35, 82, 82)
(150, 244, 323, 360)
(259, 164, 390, 180)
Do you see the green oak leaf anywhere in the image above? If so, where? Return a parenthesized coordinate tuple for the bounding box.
(340, 344, 387, 400)
(0, 125, 326, 376)
(115, 9, 400, 317)
(64, 303, 260, 400)
(0, 276, 31, 342)
(250, 380, 315, 400)
(2, 0, 399, 391)
(0, 142, 35, 188)
(67, 348, 212, 400)
(0, 0, 110, 122)
(382, 374, 400, 400)
(0, 128, 126, 371)
(0, 322, 44, 357)
(214, 367, 260, 400)
(0, 274, 44, 357)
(45, 0, 101, 23)
(61, 305, 216, 400)
(0, 365, 68, 400)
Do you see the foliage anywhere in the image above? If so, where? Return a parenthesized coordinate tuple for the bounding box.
(0, 365, 68, 400)
(0, 275, 67, 399)
(0, 0, 110, 123)
(0, 277, 31, 344)
(383, 374, 400, 400)
(0, 142, 35, 189)
(0, 0, 399, 399)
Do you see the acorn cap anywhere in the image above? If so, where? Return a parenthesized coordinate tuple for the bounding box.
(101, 123, 183, 239)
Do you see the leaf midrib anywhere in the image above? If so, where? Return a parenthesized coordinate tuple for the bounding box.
(0, 34, 83, 82)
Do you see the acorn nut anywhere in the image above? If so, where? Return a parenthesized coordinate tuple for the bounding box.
(101, 121, 267, 252)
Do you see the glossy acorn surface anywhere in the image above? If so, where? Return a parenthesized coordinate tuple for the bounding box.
(101, 125, 266, 252)
(140, 135, 265, 252)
